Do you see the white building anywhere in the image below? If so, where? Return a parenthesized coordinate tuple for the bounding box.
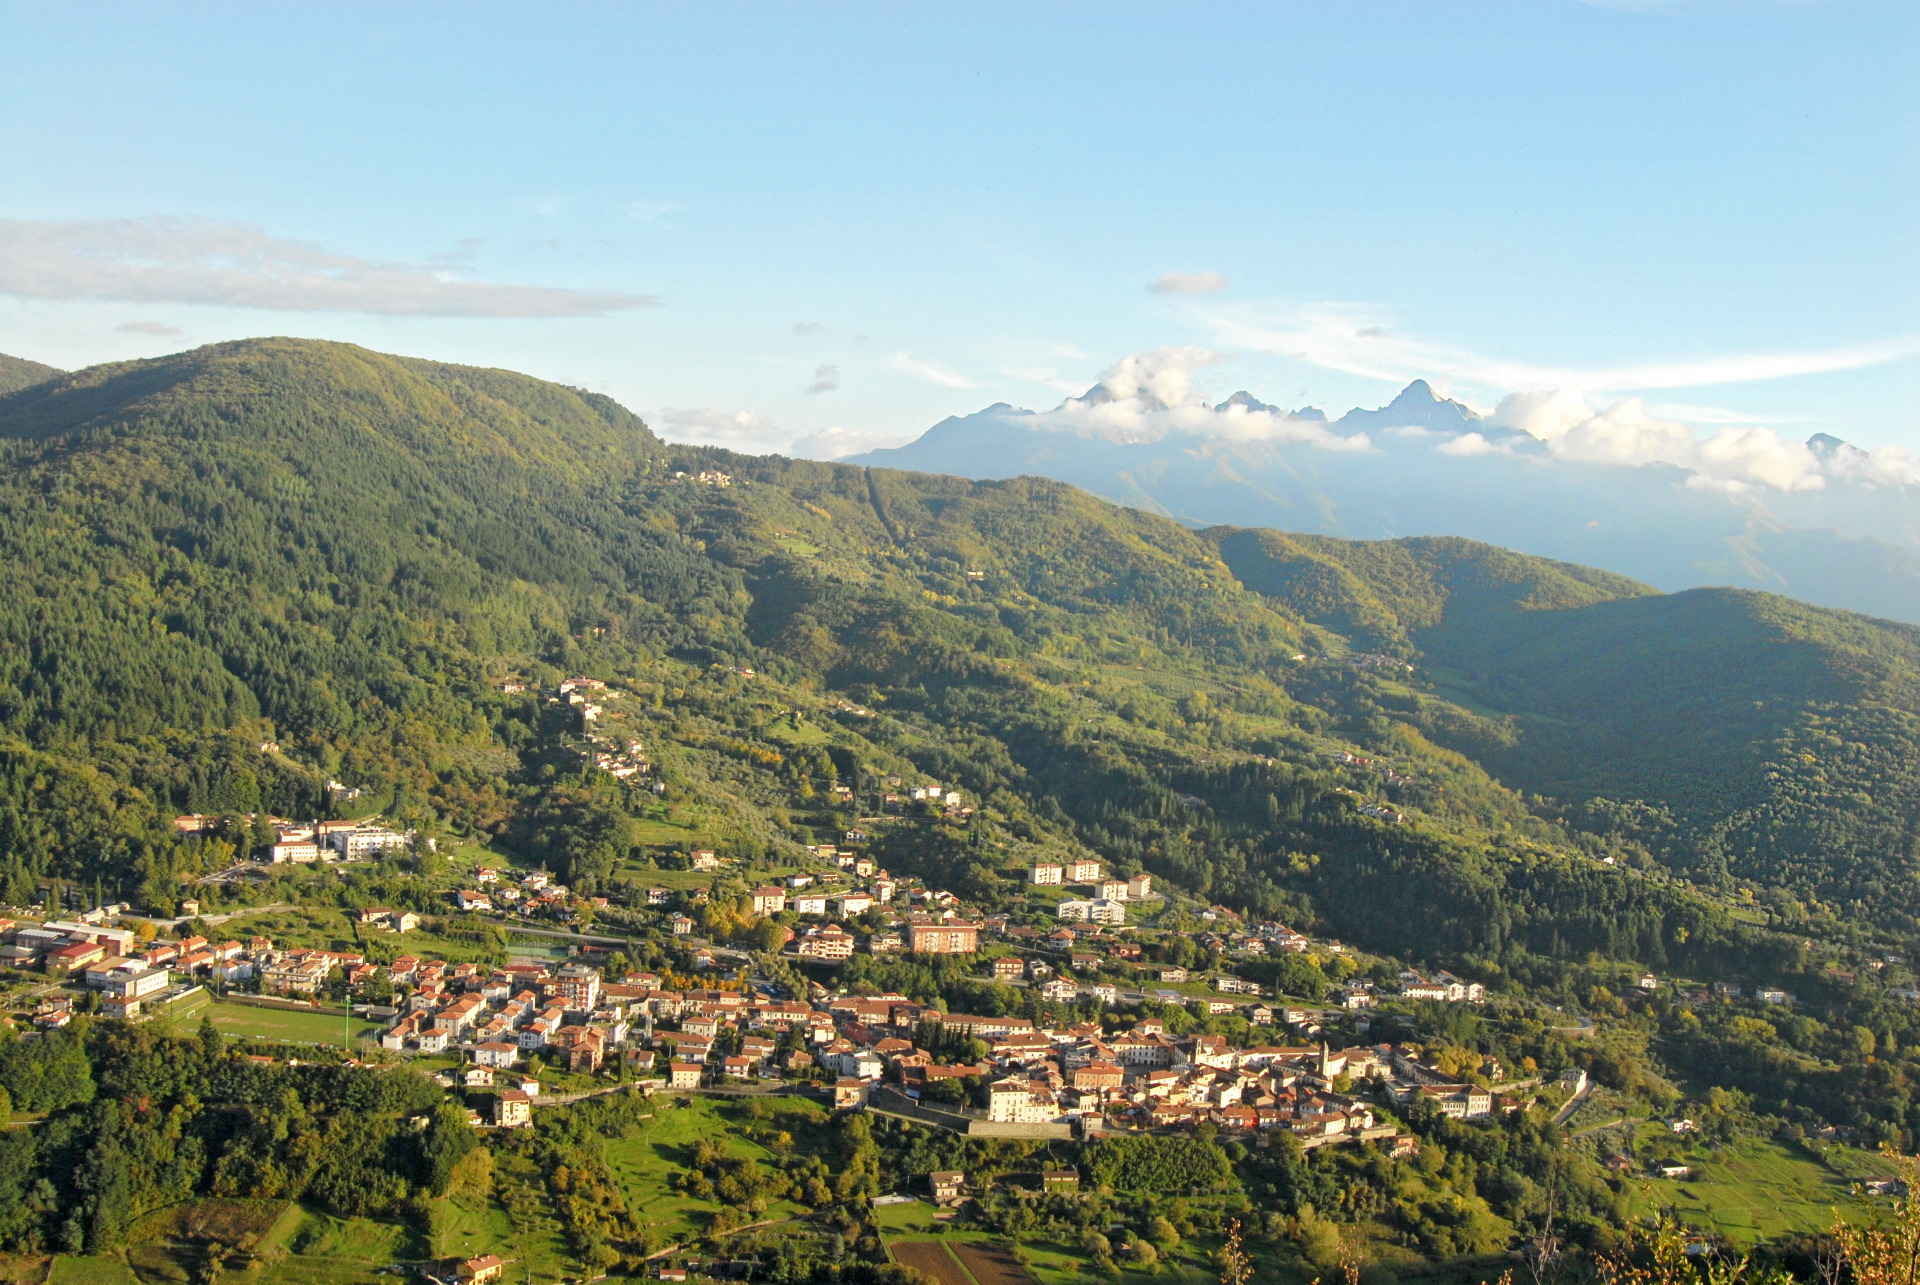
(986, 1078, 1060, 1124)
(333, 827, 411, 860)
(1029, 864, 1063, 886)
(1056, 898, 1125, 925)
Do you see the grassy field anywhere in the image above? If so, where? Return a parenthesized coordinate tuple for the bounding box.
(45, 1258, 139, 1285)
(170, 994, 386, 1047)
(1621, 1136, 1894, 1242)
(601, 1095, 815, 1244)
(260, 1208, 423, 1285)
(881, 1227, 1222, 1285)
(435, 1159, 576, 1285)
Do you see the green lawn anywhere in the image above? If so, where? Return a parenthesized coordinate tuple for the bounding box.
(171, 995, 385, 1048)
(1621, 1136, 1894, 1242)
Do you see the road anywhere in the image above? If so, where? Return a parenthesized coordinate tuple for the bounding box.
(133, 902, 296, 931)
(1552, 1079, 1595, 1127)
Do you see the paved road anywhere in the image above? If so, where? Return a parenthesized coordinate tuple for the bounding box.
(1552, 1079, 1595, 1127)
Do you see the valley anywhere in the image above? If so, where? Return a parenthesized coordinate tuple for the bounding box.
(0, 340, 1915, 1284)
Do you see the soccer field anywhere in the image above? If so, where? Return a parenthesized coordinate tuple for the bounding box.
(173, 996, 385, 1047)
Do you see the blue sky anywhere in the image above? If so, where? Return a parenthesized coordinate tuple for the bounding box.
(0, 1, 1913, 458)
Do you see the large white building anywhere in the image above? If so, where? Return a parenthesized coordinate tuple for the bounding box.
(986, 1077, 1061, 1123)
(1056, 898, 1125, 925)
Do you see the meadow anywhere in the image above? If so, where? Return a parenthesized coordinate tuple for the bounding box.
(1619, 1135, 1894, 1243)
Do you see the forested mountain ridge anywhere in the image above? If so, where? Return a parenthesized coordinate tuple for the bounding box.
(0, 353, 62, 397)
(0, 336, 1916, 971)
(1210, 525, 1920, 932)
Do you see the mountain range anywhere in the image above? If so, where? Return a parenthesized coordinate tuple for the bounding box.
(849, 377, 1920, 626)
(0, 337, 1916, 955)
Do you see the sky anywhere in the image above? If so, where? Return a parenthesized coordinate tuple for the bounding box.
(0, 1, 1914, 460)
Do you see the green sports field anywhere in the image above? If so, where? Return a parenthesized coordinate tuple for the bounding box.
(170, 995, 385, 1047)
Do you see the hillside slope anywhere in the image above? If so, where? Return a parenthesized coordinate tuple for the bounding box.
(0, 352, 62, 396)
(0, 337, 1914, 952)
(1214, 525, 1920, 928)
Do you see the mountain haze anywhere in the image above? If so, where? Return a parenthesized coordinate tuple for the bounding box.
(850, 380, 1920, 627)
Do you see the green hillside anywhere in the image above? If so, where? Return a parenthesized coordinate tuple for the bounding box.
(1212, 525, 1920, 932)
(0, 352, 62, 396)
(0, 335, 1915, 956)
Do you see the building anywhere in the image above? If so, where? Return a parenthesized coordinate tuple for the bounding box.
(690, 849, 721, 871)
(44, 942, 106, 977)
(333, 827, 410, 860)
(1126, 873, 1153, 900)
(490, 1090, 532, 1128)
(270, 841, 321, 864)
(929, 1171, 966, 1206)
(669, 1062, 705, 1089)
(1417, 1084, 1495, 1119)
(456, 1257, 509, 1285)
(1056, 899, 1125, 925)
(472, 1042, 521, 1068)
(91, 964, 170, 1000)
(833, 1078, 869, 1109)
(1068, 860, 1101, 882)
(670, 914, 694, 936)
(552, 963, 602, 1010)
(455, 890, 493, 912)
(751, 886, 787, 915)
(992, 956, 1026, 981)
(908, 921, 980, 955)
(796, 927, 856, 960)
(986, 1078, 1059, 1123)
(1096, 879, 1130, 901)
(1029, 864, 1064, 886)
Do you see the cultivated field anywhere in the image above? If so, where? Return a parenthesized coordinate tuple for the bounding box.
(952, 1240, 1040, 1285)
(889, 1241, 974, 1285)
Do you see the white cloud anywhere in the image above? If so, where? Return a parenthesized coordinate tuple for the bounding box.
(1206, 301, 1920, 394)
(886, 351, 977, 389)
(793, 321, 823, 336)
(0, 217, 655, 317)
(1011, 346, 1368, 453)
(1486, 389, 1920, 492)
(1150, 271, 1229, 295)
(1437, 431, 1499, 457)
(789, 425, 912, 460)
(1092, 346, 1222, 410)
(116, 319, 182, 336)
(1649, 401, 1796, 426)
(804, 364, 840, 395)
(656, 406, 781, 448)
